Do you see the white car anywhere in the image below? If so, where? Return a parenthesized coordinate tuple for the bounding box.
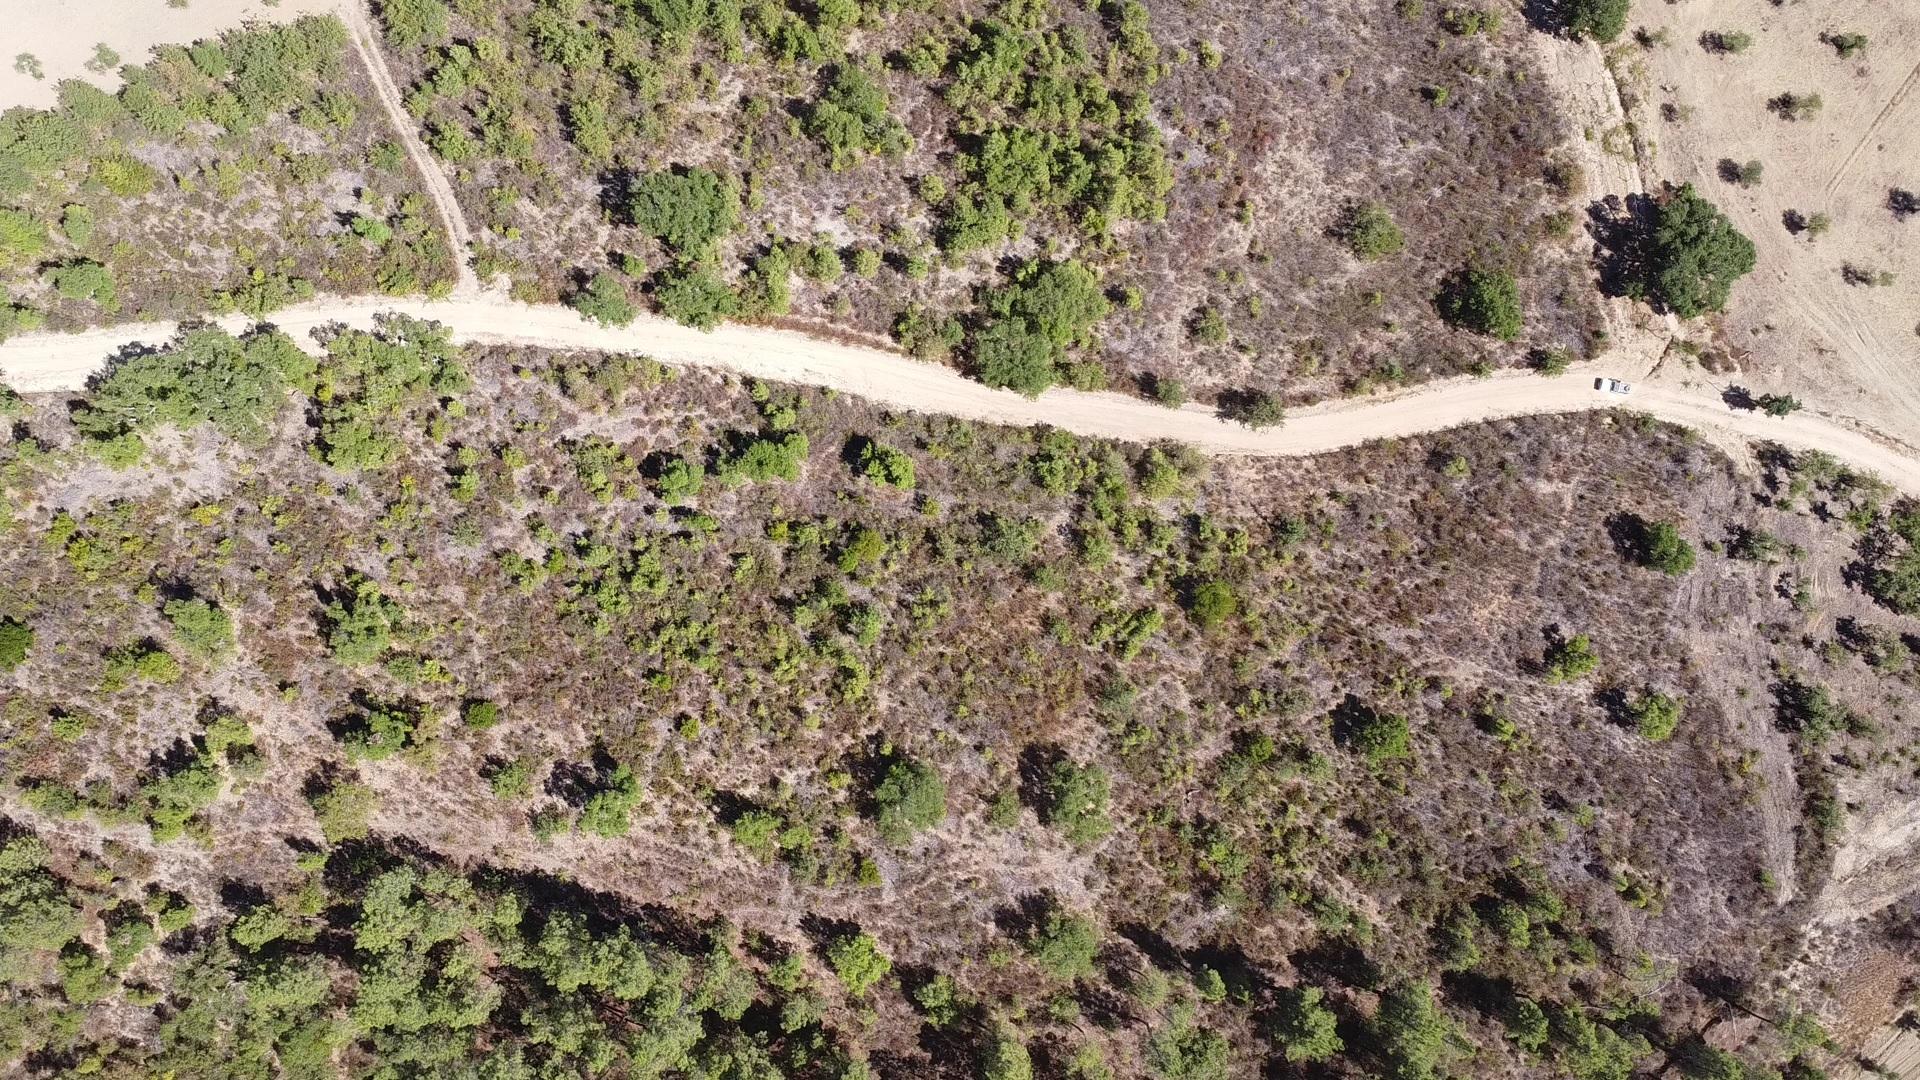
(1595, 378, 1632, 395)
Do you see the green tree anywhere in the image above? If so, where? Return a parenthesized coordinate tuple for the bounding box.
(1041, 759, 1112, 845)
(1147, 1021, 1231, 1080)
(164, 597, 236, 660)
(1271, 986, 1344, 1063)
(872, 755, 946, 843)
(1631, 518, 1696, 574)
(77, 326, 309, 445)
(1343, 202, 1405, 259)
(1184, 580, 1238, 628)
(1566, 0, 1630, 42)
(570, 271, 638, 327)
(323, 575, 404, 665)
(1647, 184, 1756, 318)
(654, 264, 738, 330)
(1628, 690, 1682, 741)
(981, 1028, 1034, 1080)
(310, 781, 377, 844)
(826, 932, 891, 996)
(856, 439, 916, 489)
(1437, 265, 1522, 340)
(1372, 982, 1458, 1080)
(805, 64, 910, 168)
(1027, 906, 1099, 980)
(1544, 633, 1599, 683)
(973, 260, 1111, 396)
(628, 168, 739, 256)
(45, 258, 117, 308)
(0, 617, 32, 670)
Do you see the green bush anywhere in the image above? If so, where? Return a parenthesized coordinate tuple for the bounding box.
(1647, 184, 1756, 318)
(1566, 0, 1630, 42)
(163, 597, 236, 660)
(1040, 758, 1112, 845)
(570, 271, 638, 327)
(1184, 579, 1238, 628)
(872, 755, 946, 843)
(1630, 519, 1696, 574)
(654, 264, 738, 330)
(1272, 986, 1344, 1063)
(826, 932, 891, 997)
(310, 781, 377, 844)
(0, 617, 32, 670)
(855, 439, 916, 490)
(578, 764, 642, 838)
(1343, 202, 1405, 259)
(973, 260, 1111, 396)
(1026, 906, 1099, 980)
(46, 258, 117, 308)
(628, 168, 739, 256)
(77, 326, 309, 445)
(1436, 265, 1522, 340)
(1628, 690, 1682, 741)
(805, 64, 910, 168)
(1544, 633, 1599, 683)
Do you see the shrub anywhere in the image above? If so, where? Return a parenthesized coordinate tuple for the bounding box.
(827, 932, 891, 996)
(972, 260, 1110, 397)
(856, 439, 916, 490)
(1040, 759, 1112, 845)
(1647, 184, 1756, 318)
(1342, 202, 1405, 259)
(1822, 31, 1868, 58)
(341, 700, 430, 761)
(0, 618, 31, 670)
(1147, 1021, 1231, 1080)
(1272, 986, 1344, 1063)
(872, 755, 946, 843)
(1700, 30, 1752, 54)
(628, 168, 738, 256)
(1184, 579, 1238, 628)
(311, 781, 377, 844)
(1544, 633, 1599, 683)
(1627, 518, 1696, 574)
(45, 259, 117, 308)
(1026, 906, 1099, 980)
(1628, 690, 1682, 740)
(570, 271, 637, 327)
(578, 764, 642, 838)
(1767, 92, 1823, 122)
(1436, 265, 1522, 340)
(805, 64, 910, 168)
(1758, 393, 1802, 417)
(1372, 982, 1457, 1080)
(1225, 390, 1285, 429)
(654, 265, 738, 330)
(463, 700, 499, 729)
(163, 597, 235, 660)
(0, 207, 46, 266)
(380, 0, 449, 47)
(1349, 707, 1412, 768)
(1566, 0, 1630, 42)
(981, 1028, 1033, 1080)
(324, 576, 404, 665)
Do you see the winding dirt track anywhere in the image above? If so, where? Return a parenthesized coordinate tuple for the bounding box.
(4, 295, 1919, 492)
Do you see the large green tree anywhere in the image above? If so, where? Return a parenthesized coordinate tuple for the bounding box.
(1648, 184, 1756, 318)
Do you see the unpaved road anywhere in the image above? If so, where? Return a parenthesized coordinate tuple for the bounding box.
(4, 295, 1918, 491)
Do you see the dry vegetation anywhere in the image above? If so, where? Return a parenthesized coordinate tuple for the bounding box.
(0, 320, 1915, 1075)
(0, 15, 455, 335)
(379, 0, 1598, 404)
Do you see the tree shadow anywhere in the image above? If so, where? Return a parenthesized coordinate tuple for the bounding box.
(1586, 193, 1657, 302)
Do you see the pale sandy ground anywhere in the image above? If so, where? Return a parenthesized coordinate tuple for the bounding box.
(0, 0, 343, 110)
(1620, 0, 1920, 435)
(8, 294, 1920, 490)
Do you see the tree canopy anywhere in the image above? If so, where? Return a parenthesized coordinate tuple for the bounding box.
(1648, 184, 1756, 318)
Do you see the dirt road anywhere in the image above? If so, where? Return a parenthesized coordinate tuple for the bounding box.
(5, 295, 1918, 491)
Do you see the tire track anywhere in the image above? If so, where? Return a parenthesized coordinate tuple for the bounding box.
(1824, 55, 1920, 200)
(338, 1, 480, 296)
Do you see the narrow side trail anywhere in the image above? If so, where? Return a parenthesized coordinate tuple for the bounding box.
(335, 2, 480, 295)
(5, 295, 1918, 492)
